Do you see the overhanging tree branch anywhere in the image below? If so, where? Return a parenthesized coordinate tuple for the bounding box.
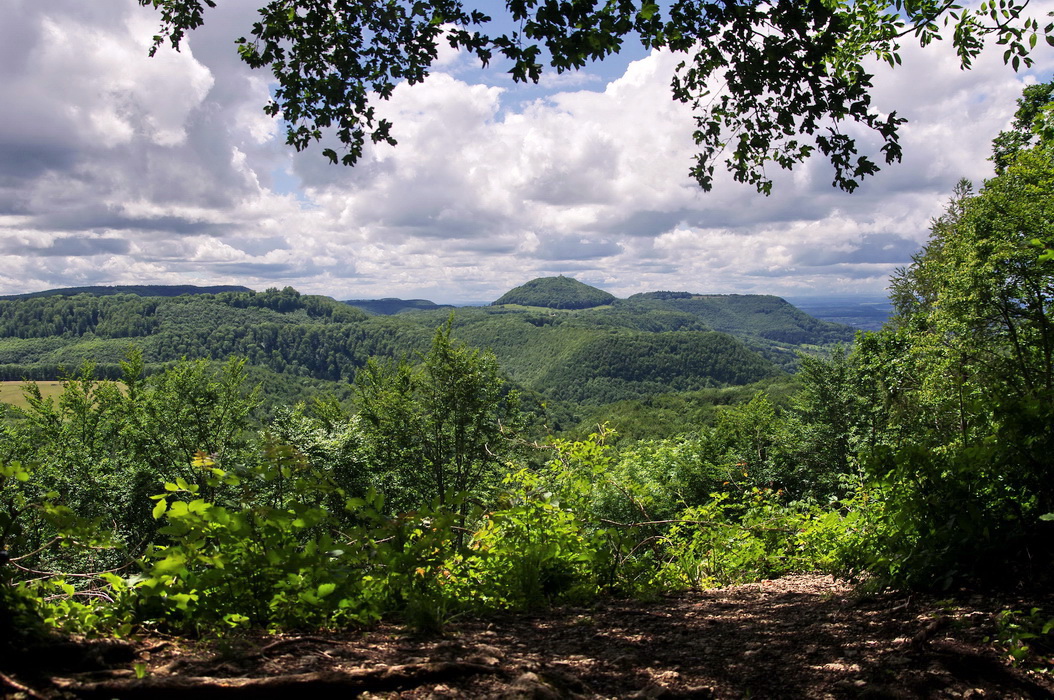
(137, 0, 1052, 193)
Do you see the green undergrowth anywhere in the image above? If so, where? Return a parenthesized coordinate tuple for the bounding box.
(1, 433, 866, 640)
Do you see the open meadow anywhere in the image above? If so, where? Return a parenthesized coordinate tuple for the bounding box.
(0, 381, 64, 408)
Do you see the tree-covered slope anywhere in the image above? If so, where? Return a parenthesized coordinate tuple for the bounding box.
(626, 293, 856, 345)
(0, 283, 853, 405)
(536, 331, 780, 405)
(343, 298, 455, 315)
(391, 306, 782, 403)
(0, 287, 365, 339)
(0, 284, 253, 300)
(493, 276, 616, 309)
(0, 288, 398, 382)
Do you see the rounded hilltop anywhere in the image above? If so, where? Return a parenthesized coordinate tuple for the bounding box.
(492, 276, 616, 310)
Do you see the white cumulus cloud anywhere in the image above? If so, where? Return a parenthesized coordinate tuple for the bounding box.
(0, 0, 1051, 302)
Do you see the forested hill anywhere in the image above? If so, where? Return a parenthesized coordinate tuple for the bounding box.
(0, 284, 253, 300)
(420, 281, 855, 372)
(627, 292, 855, 346)
(343, 298, 454, 315)
(493, 276, 616, 309)
(352, 279, 854, 366)
(0, 280, 857, 407)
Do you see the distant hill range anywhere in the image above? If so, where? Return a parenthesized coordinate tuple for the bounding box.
(0, 285, 253, 300)
(355, 280, 875, 337)
(354, 279, 856, 346)
(342, 298, 454, 315)
(493, 276, 616, 309)
(0, 276, 867, 409)
(626, 292, 854, 346)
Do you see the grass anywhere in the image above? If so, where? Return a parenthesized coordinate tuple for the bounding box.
(0, 381, 65, 408)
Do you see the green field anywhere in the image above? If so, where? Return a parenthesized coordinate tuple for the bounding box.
(0, 380, 64, 408)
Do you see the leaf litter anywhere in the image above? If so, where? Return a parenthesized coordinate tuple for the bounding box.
(5, 574, 1054, 699)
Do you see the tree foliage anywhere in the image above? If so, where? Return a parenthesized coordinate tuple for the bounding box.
(538, 331, 780, 405)
(841, 92, 1054, 586)
(139, 0, 1050, 193)
(355, 320, 522, 512)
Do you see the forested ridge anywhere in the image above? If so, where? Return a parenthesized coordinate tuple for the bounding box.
(0, 282, 839, 406)
(2, 84, 1054, 698)
(629, 293, 856, 345)
(0, 284, 253, 301)
(342, 298, 454, 315)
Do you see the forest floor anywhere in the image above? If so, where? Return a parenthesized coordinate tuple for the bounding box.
(4, 574, 1054, 699)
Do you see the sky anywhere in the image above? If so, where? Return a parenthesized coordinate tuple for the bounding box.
(1, 1, 1052, 304)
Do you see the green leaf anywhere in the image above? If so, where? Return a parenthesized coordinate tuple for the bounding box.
(153, 552, 186, 575)
(170, 592, 198, 610)
(223, 613, 250, 628)
(152, 498, 168, 520)
(317, 582, 337, 598)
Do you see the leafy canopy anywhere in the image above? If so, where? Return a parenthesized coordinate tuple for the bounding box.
(355, 318, 522, 513)
(139, 0, 1051, 194)
(847, 83, 1054, 586)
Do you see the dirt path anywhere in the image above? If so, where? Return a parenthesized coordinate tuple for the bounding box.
(6, 574, 1054, 698)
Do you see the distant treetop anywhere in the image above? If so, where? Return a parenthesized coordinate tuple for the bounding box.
(631, 291, 695, 301)
(343, 298, 454, 315)
(0, 284, 253, 300)
(493, 276, 616, 310)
